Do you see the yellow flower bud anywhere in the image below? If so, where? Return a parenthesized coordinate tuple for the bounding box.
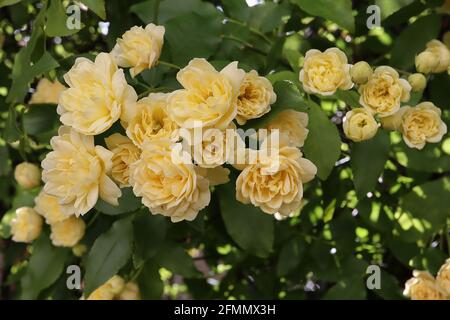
(118, 282, 141, 300)
(350, 61, 372, 85)
(415, 51, 439, 74)
(106, 275, 125, 295)
(14, 162, 41, 189)
(72, 244, 87, 257)
(408, 73, 427, 92)
(50, 216, 86, 247)
(10, 207, 43, 243)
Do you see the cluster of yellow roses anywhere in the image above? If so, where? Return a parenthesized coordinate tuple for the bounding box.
(10, 162, 86, 247)
(404, 259, 450, 300)
(299, 38, 449, 149)
(27, 21, 317, 224)
(83, 275, 140, 300)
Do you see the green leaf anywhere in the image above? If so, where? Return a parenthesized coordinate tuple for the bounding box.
(277, 236, 305, 276)
(324, 278, 366, 299)
(374, 270, 404, 300)
(84, 216, 134, 296)
(137, 259, 164, 299)
(82, 0, 106, 19)
(375, 0, 415, 19)
(248, 1, 291, 33)
(0, 143, 11, 176)
(3, 105, 21, 142)
(290, 0, 355, 33)
(133, 211, 168, 265)
(154, 242, 199, 278)
(45, 0, 81, 36)
(351, 131, 390, 198)
(390, 14, 441, 70)
(429, 73, 450, 110)
(395, 140, 450, 173)
(95, 187, 142, 215)
(0, 0, 21, 8)
(333, 90, 362, 109)
(218, 180, 274, 258)
(23, 104, 59, 136)
(303, 101, 341, 180)
(21, 234, 70, 299)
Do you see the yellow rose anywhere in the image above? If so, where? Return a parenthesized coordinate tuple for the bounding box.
(404, 271, 446, 300)
(34, 190, 68, 224)
(10, 207, 43, 243)
(415, 51, 439, 74)
(424, 40, 450, 73)
(29, 78, 66, 105)
(42, 126, 122, 217)
(105, 133, 141, 187)
(14, 162, 41, 189)
(196, 166, 230, 186)
(111, 24, 165, 77)
(408, 73, 427, 92)
(359, 66, 411, 117)
(343, 108, 379, 142)
(106, 275, 125, 295)
(123, 93, 179, 147)
(118, 282, 141, 300)
(58, 53, 137, 135)
(87, 283, 115, 300)
(236, 141, 317, 216)
(380, 108, 405, 131)
(350, 61, 372, 85)
(50, 216, 86, 247)
(400, 102, 447, 150)
(130, 138, 210, 222)
(266, 109, 309, 148)
(235, 70, 276, 125)
(436, 259, 450, 295)
(167, 58, 245, 129)
(299, 48, 353, 96)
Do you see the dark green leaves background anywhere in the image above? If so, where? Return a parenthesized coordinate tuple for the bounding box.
(0, 0, 449, 300)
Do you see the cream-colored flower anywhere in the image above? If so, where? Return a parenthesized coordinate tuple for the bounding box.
(404, 270, 446, 300)
(380, 108, 405, 131)
(118, 282, 141, 300)
(34, 190, 68, 224)
(196, 166, 230, 186)
(236, 142, 317, 216)
(266, 109, 309, 147)
(415, 51, 439, 74)
(14, 162, 41, 189)
(106, 275, 125, 295)
(123, 93, 179, 147)
(167, 58, 245, 130)
(359, 66, 411, 117)
(399, 102, 447, 150)
(10, 207, 43, 243)
(424, 40, 450, 73)
(42, 126, 122, 217)
(50, 216, 86, 247)
(343, 108, 379, 142)
(29, 78, 66, 104)
(436, 258, 450, 295)
(235, 70, 276, 125)
(105, 133, 141, 187)
(87, 283, 115, 300)
(299, 48, 353, 95)
(58, 53, 137, 135)
(130, 138, 210, 222)
(111, 24, 165, 77)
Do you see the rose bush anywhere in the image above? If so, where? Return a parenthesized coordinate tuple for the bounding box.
(0, 0, 450, 301)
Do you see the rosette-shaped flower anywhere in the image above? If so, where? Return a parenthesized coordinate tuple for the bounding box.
(41, 127, 122, 217)
(418, 40, 450, 73)
(29, 78, 66, 104)
(167, 58, 245, 129)
(343, 108, 379, 142)
(10, 207, 43, 243)
(111, 24, 165, 77)
(266, 109, 309, 147)
(436, 259, 450, 295)
(404, 271, 446, 300)
(299, 48, 353, 95)
(123, 93, 179, 147)
(130, 138, 210, 222)
(58, 53, 137, 135)
(399, 102, 447, 150)
(235, 70, 276, 125)
(50, 216, 86, 247)
(105, 133, 141, 187)
(34, 190, 68, 224)
(359, 66, 411, 117)
(236, 140, 317, 216)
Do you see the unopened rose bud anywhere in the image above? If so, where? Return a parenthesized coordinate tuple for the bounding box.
(14, 162, 41, 189)
(408, 73, 427, 92)
(350, 61, 372, 85)
(107, 275, 125, 295)
(10, 207, 43, 243)
(415, 51, 439, 74)
(72, 244, 88, 257)
(118, 282, 141, 300)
